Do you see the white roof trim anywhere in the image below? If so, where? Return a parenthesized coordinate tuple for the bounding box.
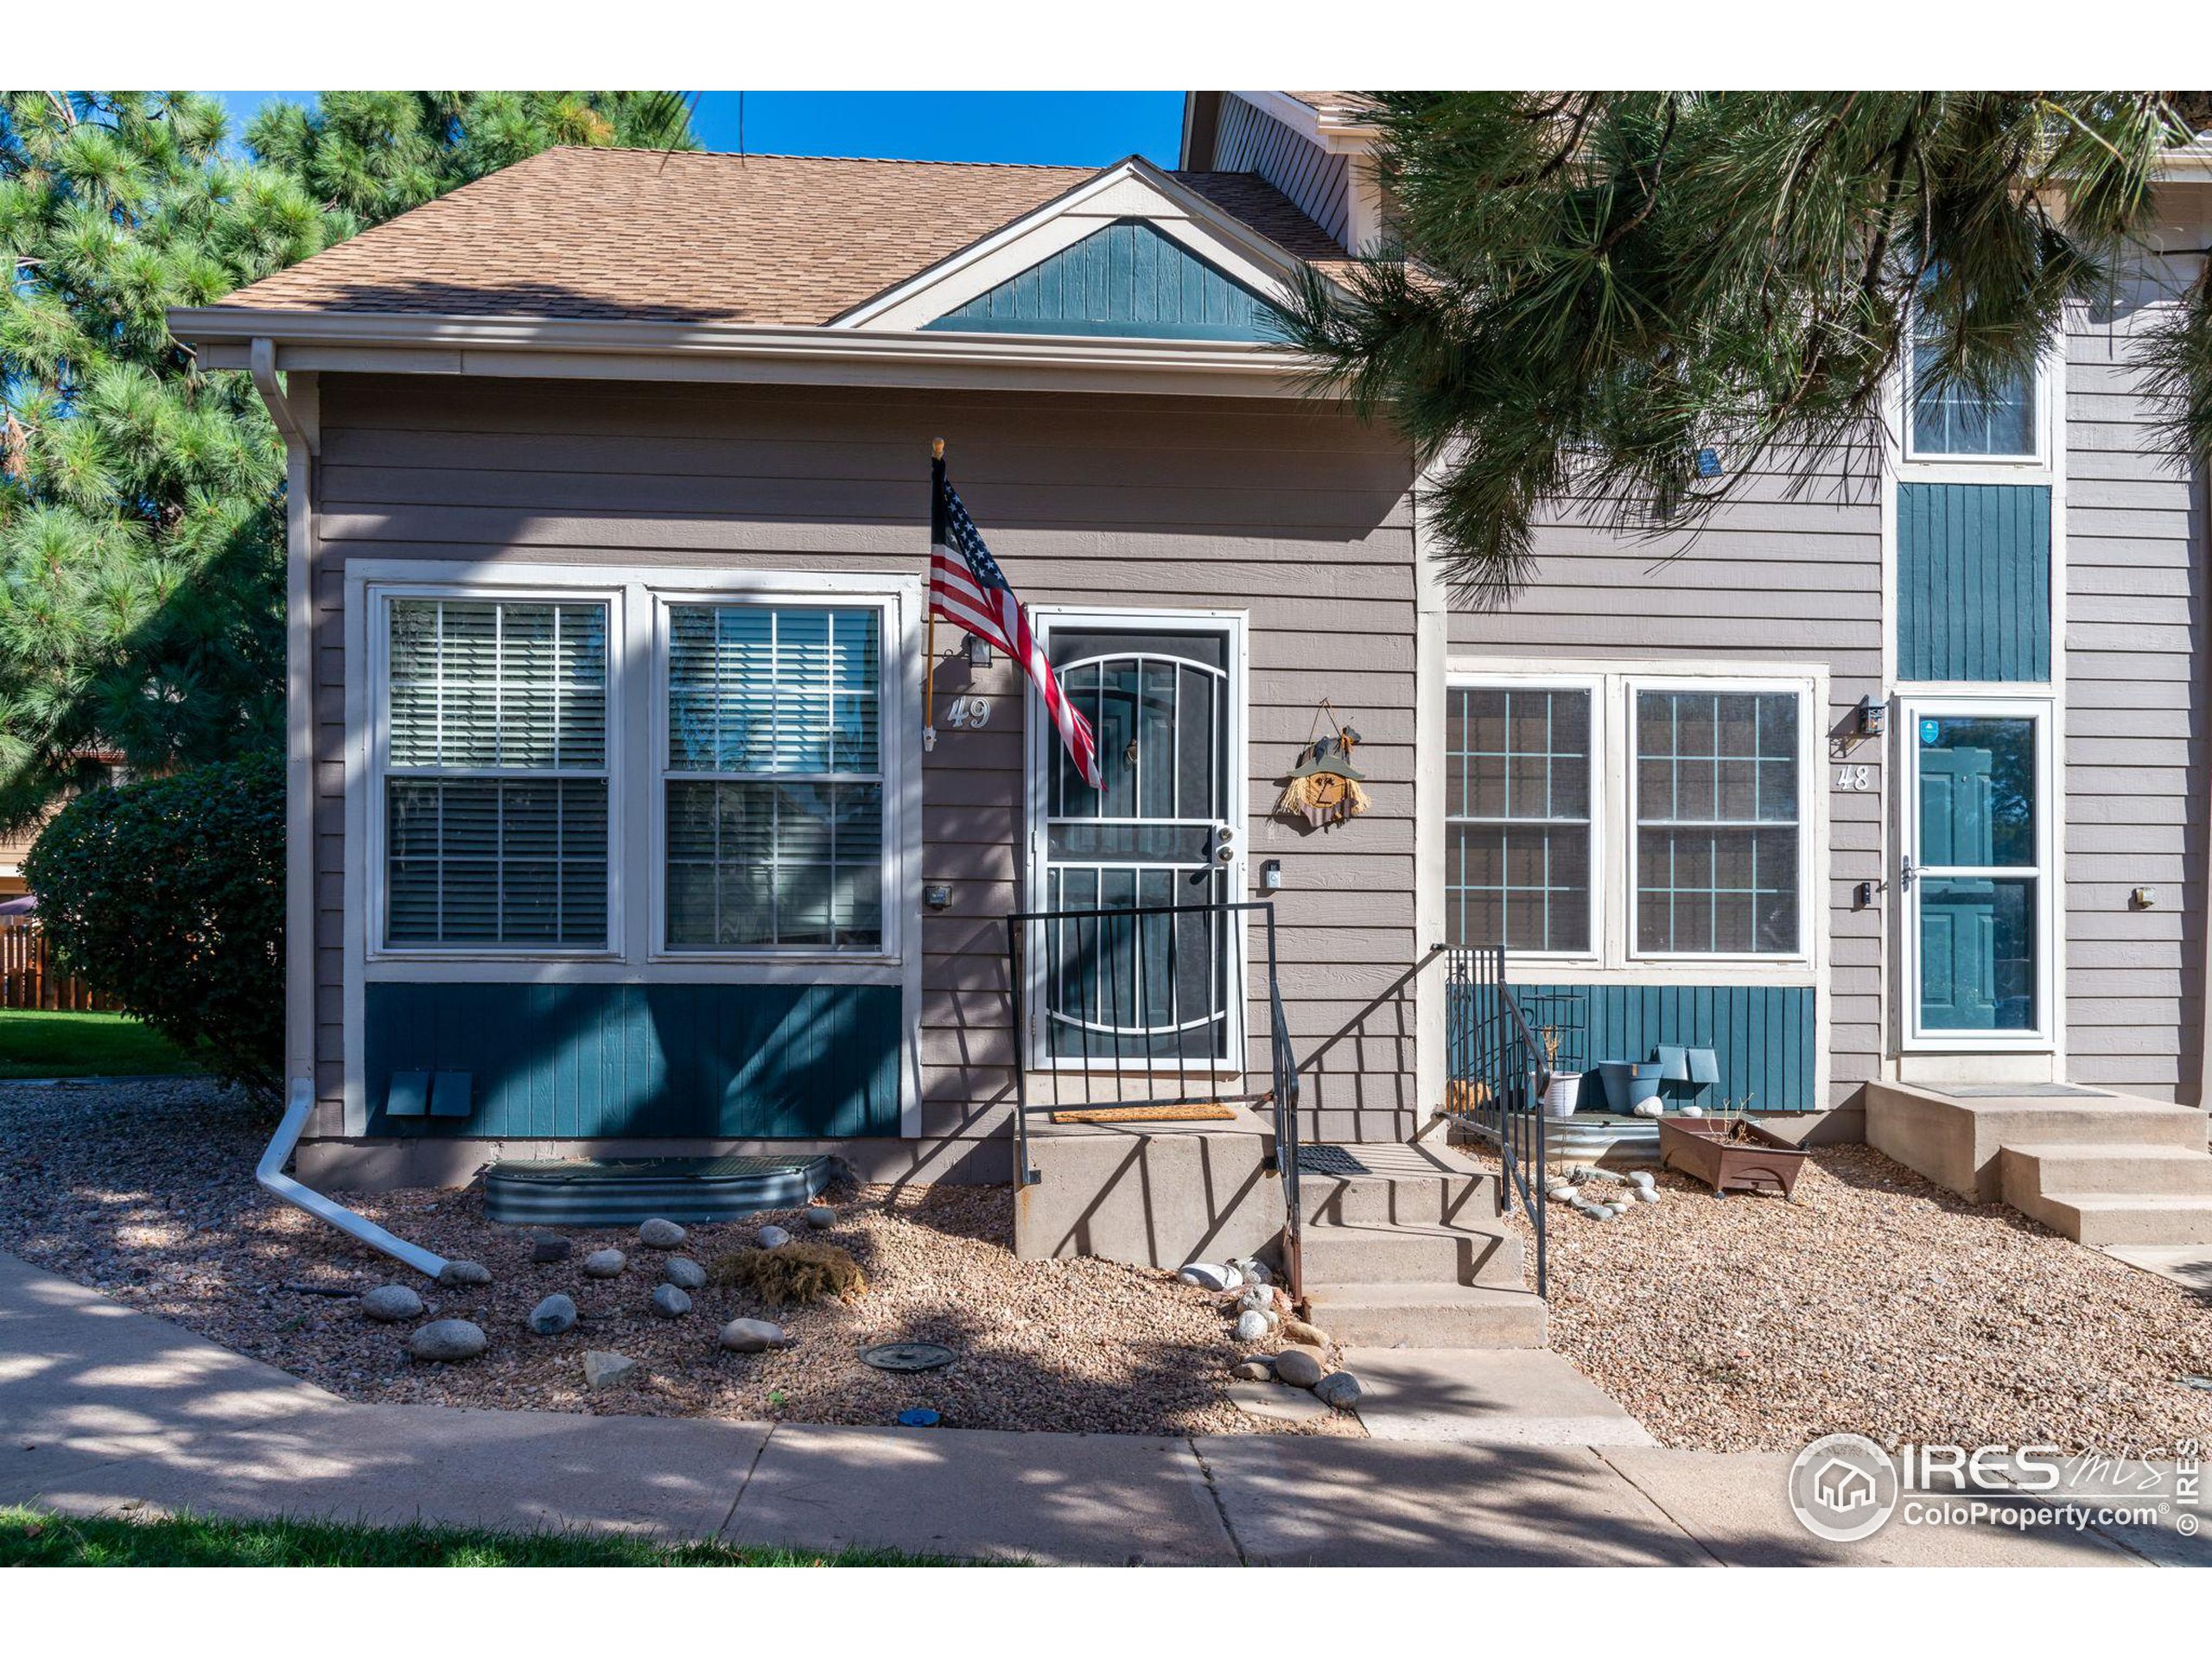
(1233, 92, 1378, 154)
(830, 155, 1317, 333)
(165, 306, 1321, 398)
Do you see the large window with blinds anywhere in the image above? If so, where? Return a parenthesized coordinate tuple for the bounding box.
(380, 596, 611, 949)
(663, 602, 885, 952)
(1632, 686, 1802, 957)
(1444, 684, 1593, 953)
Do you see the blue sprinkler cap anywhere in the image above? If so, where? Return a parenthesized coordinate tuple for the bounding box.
(896, 1408, 940, 1427)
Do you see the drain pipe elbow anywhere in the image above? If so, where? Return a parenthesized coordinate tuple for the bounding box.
(258, 1078, 448, 1281)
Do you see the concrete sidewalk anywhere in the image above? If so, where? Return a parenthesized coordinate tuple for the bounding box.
(0, 1255, 2194, 1566)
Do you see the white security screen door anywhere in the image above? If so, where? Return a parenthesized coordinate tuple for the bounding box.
(1901, 698, 2054, 1046)
(1029, 620, 1244, 1069)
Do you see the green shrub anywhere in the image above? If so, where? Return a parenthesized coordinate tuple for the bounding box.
(24, 753, 283, 1094)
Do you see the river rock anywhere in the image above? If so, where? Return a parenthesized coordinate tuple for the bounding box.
(804, 1205, 836, 1230)
(359, 1284, 424, 1323)
(407, 1319, 486, 1362)
(435, 1260, 492, 1288)
(1313, 1371, 1363, 1410)
(758, 1224, 793, 1249)
(638, 1217, 687, 1249)
(1234, 1309, 1272, 1343)
(1227, 1379, 1329, 1423)
(1176, 1262, 1237, 1293)
(1280, 1319, 1331, 1348)
(1632, 1186, 1661, 1204)
(527, 1294, 577, 1336)
(1273, 1346, 1325, 1389)
(1229, 1256, 1270, 1286)
(582, 1350, 637, 1390)
(719, 1317, 791, 1353)
(650, 1284, 692, 1319)
(1231, 1360, 1273, 1382)
(662, 1255, 707, 1291)
(582, 1249, 626, 1278)
(529, 1234, 573, 1264)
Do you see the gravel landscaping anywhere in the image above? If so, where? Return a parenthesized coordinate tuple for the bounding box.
(1471, 1138, 2212, 1454)
(0, 1078, 1356, 1437)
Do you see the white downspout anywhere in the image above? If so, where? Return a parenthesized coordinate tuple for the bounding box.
(258, 1078, 448, 1280)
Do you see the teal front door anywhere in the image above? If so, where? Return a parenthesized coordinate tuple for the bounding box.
(1905, 705, 2046, 1039)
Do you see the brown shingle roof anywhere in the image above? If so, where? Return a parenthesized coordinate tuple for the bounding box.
(213, 147, 1350, 327)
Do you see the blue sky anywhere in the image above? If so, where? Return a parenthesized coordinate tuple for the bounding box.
(215, 92, 1186, 167)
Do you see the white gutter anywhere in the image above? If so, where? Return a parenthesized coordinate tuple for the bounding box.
(248, 338, 318, 456)
(258, 1078, 448, 1280)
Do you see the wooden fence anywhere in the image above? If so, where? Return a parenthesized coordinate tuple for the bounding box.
(0, 920, 119, 1011)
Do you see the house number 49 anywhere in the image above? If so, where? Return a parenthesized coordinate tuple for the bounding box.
(944, 695, 992, 729)
(1834, 763, 1873, 791)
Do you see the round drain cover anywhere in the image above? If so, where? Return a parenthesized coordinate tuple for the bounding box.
(861, 1341, 957, 1373)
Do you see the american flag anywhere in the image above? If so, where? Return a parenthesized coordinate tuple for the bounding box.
(930, 456, 1102, 789)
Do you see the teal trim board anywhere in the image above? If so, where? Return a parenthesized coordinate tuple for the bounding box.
(925, 219, 1287, 341)
(1446, 981, 1817, 1112)
(363, 982, 902, 1139)
(1897, 482, 2051, 683)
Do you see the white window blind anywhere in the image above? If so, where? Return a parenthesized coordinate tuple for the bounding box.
(383, 598, 610, 948)
(664, 604, 884, 950)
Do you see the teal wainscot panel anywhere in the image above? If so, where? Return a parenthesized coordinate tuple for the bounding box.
(1896, 482, 2051, 683)
(1503, 983, 1817, 1113)
(363, 982, 902, 1138)
(925, 219, 1287, 341)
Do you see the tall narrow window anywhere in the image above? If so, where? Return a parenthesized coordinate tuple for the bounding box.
(1445, 685, 1592, 951)
(664, 604, 884, 950)
(1634, 689, 1800, 956)
(383, 598, 609, 948)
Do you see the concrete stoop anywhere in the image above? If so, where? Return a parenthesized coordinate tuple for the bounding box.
(1295, 1139, 1546, 1349)
(1868, 1081, 2212, 1246)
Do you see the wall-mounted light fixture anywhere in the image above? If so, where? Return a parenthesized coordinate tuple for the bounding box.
(923, 883, 952, 911)
(964, 633, 993, 668)
(1856, 696, 1887, 739)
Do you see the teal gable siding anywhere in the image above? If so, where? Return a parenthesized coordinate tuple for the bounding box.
(1897, 482, 2052, 682)
(925, 219, 1286, 341)
(364, 982, 902, 1139)
(1449, 982, 1818, 1112)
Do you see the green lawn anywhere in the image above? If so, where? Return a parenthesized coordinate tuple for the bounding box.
(0, 1010, 202, 1079)
(0, 1505, 973, 1567)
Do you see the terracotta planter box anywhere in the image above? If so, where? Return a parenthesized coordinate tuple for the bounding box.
(1656, 1116, 1811, 1198)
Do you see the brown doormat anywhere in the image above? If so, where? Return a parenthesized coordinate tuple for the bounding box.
(1048, 1103, 1238, 1124)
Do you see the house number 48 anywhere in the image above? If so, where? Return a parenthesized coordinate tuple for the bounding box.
(1834, 763, 1874, 791)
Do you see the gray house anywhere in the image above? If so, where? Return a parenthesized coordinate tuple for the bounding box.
(173, 92, 2212, 1336)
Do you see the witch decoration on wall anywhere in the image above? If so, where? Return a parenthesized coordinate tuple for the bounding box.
(1275, 700, 1372, 831)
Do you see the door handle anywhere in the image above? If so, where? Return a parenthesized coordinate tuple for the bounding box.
(1899, 855, 1916, 891)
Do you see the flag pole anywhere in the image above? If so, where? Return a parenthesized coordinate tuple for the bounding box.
(923, 437, 943, 753)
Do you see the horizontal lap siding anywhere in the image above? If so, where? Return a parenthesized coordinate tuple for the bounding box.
(2065, 213, 2210, 1099)
(1446, 459, 1885, 1107)
(312, 376, 1421, 1145)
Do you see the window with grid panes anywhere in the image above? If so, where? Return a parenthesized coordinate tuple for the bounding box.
(1634, 689, 1800, 955)
(382, 598, 610, 948)
(664, 604, 884, 950)
(1444, 685, 1592, 951)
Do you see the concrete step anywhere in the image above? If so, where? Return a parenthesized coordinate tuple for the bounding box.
(1297, 1172, 1498, 1228)
(1341, 1348, 1656, 1446)
(1297, 1219, 1524, 1288)
(2018, 1193, 2212, 1247)
(1304, 1283, 1548, 1349)
(2000, 1143, 2212, 1201)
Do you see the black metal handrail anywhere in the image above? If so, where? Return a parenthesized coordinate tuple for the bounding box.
(1444, 944, 1548, 1299)
(1004, 897, 1301, 1299)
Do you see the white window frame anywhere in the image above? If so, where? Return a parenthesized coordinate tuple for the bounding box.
(1897, 693, 2057, 1052)
(1624, 675, 1819, 969)
(1442, 658, 1828, 985)
(1895, 330, 2062, 478)
(1441, 671, 1605, 965)
(650, 587, 904, 965)
(366, 582, 625, 963)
